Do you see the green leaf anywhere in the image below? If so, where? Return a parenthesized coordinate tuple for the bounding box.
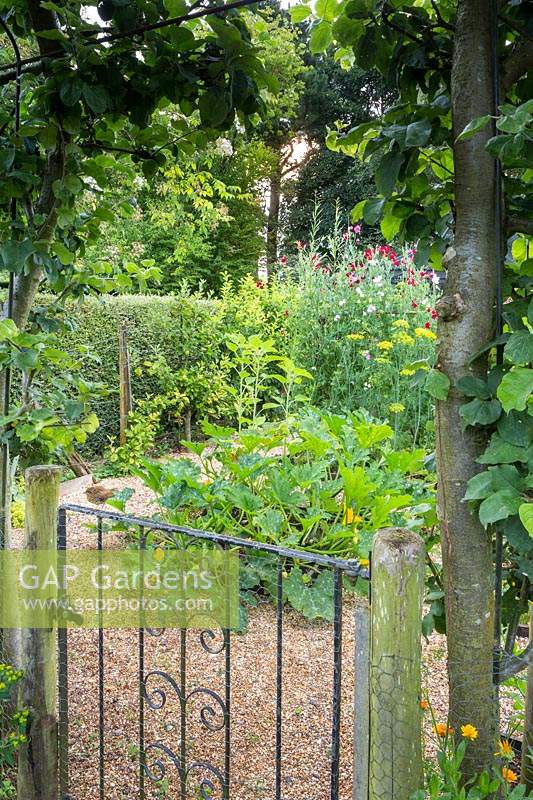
(13, 349, 39, 370)
(477, 433, 528, 465)
(456, 115, 491, 141)
(59, 78, 83, 107)
(0, 147, 16, 172)
(0, 240, 35, 273)
(82, 84, 109, 114)
(505, 330, 533, 366)
(459, 398, 501, 430)
(497, 368, 533, 412)
(316, 0, 340, 21)
(425, 369, 450, 401)
(478, 489, 522, 527)
(332, 15, 363, 46)
(52, 242, 74, 265)
(310, 21, 332, 53)
(362, 197, 385, 225)
(380, 208, 402, 240)
(375, 151, 404, 197)
(0, 319, 18, 340)
(465, 465, 524, 501)
(290, 3, 312, 21)
(405, 118, 432, 148)
(456, 376, 491, 399)
(519, 504, 533, 535)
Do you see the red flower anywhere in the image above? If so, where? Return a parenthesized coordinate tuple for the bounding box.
(431, 310, 438, 319)
(256, 280, 265, 289)
(280, 255, 287, 265)
(425, 321, 431, 329)
(411, 300, 418, 309)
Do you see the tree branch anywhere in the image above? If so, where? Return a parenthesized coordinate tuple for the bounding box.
(429, 0, 455, 32)
(507, 216, 533, 236)
(501, 38, 533, 94)
(497, 640, 533, 683)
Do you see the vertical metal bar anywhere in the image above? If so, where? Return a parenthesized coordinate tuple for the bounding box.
(275, 558, 283, 800)
(139, 527, 146, 800)
(180, 627, 187, 800)
(224, 543, 231, 800)
(331, 568, 343, 800)
(97, 517, 105, 800)
(57, 507, 69, 799)
(224, 627, 231, 799)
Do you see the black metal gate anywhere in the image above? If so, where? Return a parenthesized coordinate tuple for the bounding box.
(57, 504, 368, 800)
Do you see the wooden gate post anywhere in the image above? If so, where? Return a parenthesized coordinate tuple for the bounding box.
(17, 465, 61, 800)
(353, 599, 370, 800)
(369, 528, 425, 800)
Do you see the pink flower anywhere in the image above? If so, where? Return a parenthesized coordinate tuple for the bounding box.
(352, 224, 362, 234)
(296, 240, 305, 250)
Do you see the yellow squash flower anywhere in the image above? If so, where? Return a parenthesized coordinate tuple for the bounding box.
(461, 724, 478, 741)
(344, 507, 363, 525)
(359, 557, 370, 568)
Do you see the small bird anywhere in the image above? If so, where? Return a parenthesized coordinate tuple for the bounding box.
(85, 483, 118, 505)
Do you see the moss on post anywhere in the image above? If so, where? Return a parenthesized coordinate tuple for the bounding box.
(369, 528, 425, 800)
(17, 465, 61, 800)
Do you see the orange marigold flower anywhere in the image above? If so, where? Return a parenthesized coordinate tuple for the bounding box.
(435, 723, 454, 737)
(419, 699, 429, 710)
(461, 724, 478, 741)
(502, 767, 518, 784)
(496, 740, 513, 759)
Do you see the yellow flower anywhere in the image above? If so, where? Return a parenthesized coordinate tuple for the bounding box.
(378, 340, 394, 350)
(376, 357, 391, 364)
(496, 740, 513, 759)
(392, 319, 410, 328)
(394, 332, 415, 346)
(400, 368, 416, 376)
(415, 327, 437, 340)
(389, 403, 405, 414)
(461, 724, 478, 741)
(359, 557, 370, 568)
(435, 723, 454, 738)
(420, 699, 429, 710)
(502, 768, 518, 784)
(347, 333, 364, 341)
(344, 507, 363, 525)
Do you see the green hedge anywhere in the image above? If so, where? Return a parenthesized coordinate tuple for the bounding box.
(56, 293, 228, 453)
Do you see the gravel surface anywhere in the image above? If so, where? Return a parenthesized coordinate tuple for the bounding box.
(12, 474, 522, 799)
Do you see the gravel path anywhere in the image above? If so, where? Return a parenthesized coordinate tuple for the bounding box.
(17, 475, 519, 799)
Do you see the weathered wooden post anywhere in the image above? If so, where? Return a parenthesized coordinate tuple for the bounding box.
(353, 599, 370, 800)
(119, 321, 132, 446)
(369, 528, 425, 800)
(17, 465, 61, 800)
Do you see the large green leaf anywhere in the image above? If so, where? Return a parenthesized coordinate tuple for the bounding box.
(477, 433, 529, 465)
(375, 151, 404, 197)
(505, 330, 533, 366)
(405, 118, 432, 147)
(362, 197, 385, 224)
(425, 369, 450, 400)
(497, 368, 533, 412)
(465, 465, 524, 501)
(519, 504, 533, 536)
(478, 489, 522, 527)
(310, 20, 333, 53)
(459, 398, 501, 430)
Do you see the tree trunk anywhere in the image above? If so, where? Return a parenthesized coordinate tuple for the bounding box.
(266, 150, 282, 267)
(436, 0, 498, 775)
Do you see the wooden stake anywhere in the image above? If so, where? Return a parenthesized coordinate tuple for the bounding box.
(119, 322, 132, 446)
(369, 528, 425, 800)
(17, 465, 61, 800)
(521, 604, 533, 790)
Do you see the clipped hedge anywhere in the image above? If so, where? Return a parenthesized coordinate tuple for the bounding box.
(56, 293, 228, 453)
